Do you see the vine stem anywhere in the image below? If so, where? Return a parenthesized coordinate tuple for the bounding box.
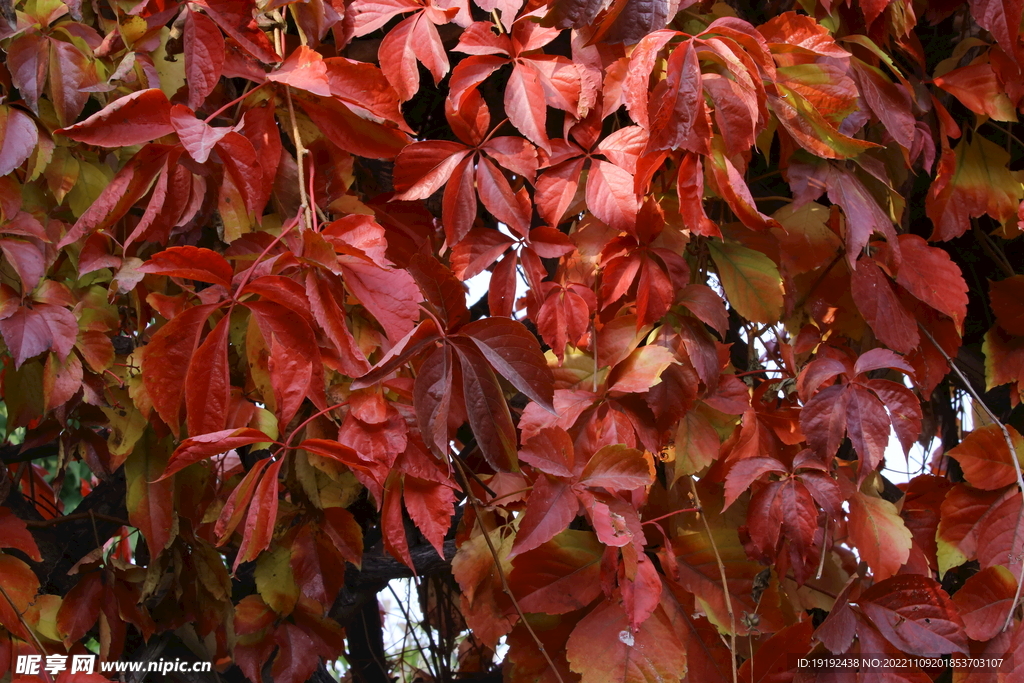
(919, 325, 1024, 632)
(688, 478, 738, 683)
(0, 582, 54, 683)
(284, 85, 312, 231)
(25, 511, 130, 528)
(449, 457, 566, 683)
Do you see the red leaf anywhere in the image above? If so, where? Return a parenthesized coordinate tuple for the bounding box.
(508, 530, 603, 614)
(295, 92, 408, 160)
(860, 574, 967, 655)
(380, 14, 449, 101)
(184, 313, 231, 438)
(267, 45, 331, 96)
(505, 61, 553, 152)
(217, 131, 267, 217)
(403, 476, 455, 556)
(192, 0, 280, 63)
(0, 238, 43, 294)
(393, 141, 471, 200)
(850, 258, 919, 354)
(270, 622, 320, 683)
(894, 234, 968, 331)
(414, 344, 456, 457)
(56, 89, 173, 147)
(139, 246, 234, 287)
(6, 34, 47, 114)
(847, 491, 913, 580)
(0, 304, 78, 369)
(170, 105, 232, 164)
(511, 475, 579, 556)
(566, 601, 686, 683)
(0, 107, 38, 178)
(977, 493, 1024, 574)
(452, 340, 519, 471)
(0, 555, 39, 642)
(184, 10, 225, 110)
(968, 0, 1023, 67)
(0, 507, 41, 561)
(142, 303, 219, 436)
(826, 166, 899, 269)
(991, 275, 1024, 335)
(461, 317, 555, 412)
(382, 473, 415, 570)
(339, 259, 422, 342)
(163, 428, 274, 479)
(647, 41, 708, 154)
(235, 458, 284, 567)
(579, 444, 654, 491)
(476, 156, 531, 238)
(56, 572, 103, 643)
(586, 158, 638, 232)
(408, 254, 469, 330)
(951, 565, 1017, 641)
(737, 621, 813, 683)
(305, 272, 371, 378)
(947, 425, 1024, 491)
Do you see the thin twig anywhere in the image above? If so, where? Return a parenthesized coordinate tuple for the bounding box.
(388, 583, 435, 680)
(0, 582, 54, 683)
(450, 458, 565, 683)
(688, 478, 738, 683)
(920, 325, 1024, 632)
(25, 511, 131, 528)
(816, 518, 829, 580)
(284, 85, 312, 231)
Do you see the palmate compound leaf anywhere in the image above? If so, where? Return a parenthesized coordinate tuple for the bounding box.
(565, 600, 686, 683)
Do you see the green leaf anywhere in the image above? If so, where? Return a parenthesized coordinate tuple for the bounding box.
(708, 241, 783, 323)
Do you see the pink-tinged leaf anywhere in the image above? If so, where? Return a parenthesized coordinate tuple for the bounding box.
(508, 530, 602, 614)
(566, 601, 686, 683)
(461, 317, 555, 411)
(860, 574, 967, 655)
(510, 475, 579, 558)
(170, 105, 232, 164)
(6, 33, 47, 114)
(142, 303, 220, 436)
(56, 89, 174, 147)
(185, 10, 225, 110)
(0, 107, 38, 177)
(266, 45, 331, 96)
(47, 38, 94, 127)
(139, 246, 234, 288)
(235, 458, 285, 568)
(0, 507, 41, 561)
(826, 165, 899, 268)
(968, 0, 1023, 67)
(587, 159, 638, 232)
(851, 258, 919, 355)
(846, 491, 912, 581)
(452, 340, 519, 471)
(0, 239, 44, 294)
(162, 428, 274, 479)
(579, 444, 654, 491)
(0, 304, 77, 369)
(952, 565, 1017, 641)
(185, 313, 231, 438)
